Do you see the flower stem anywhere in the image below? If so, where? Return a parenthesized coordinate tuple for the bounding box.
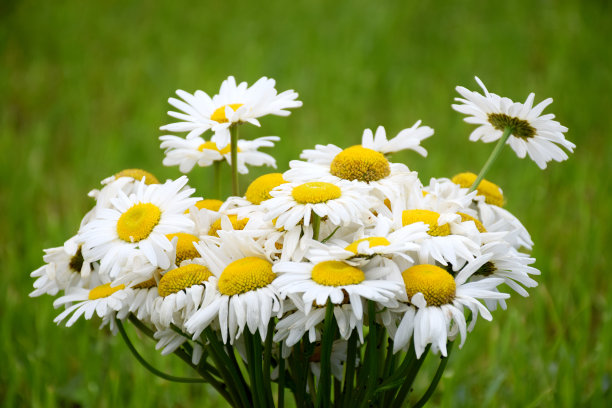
(116, 319, 207, 384)
(413, 341, 454, 408)
(312, 211, 321, 241)
(230, 125, 240, 196)
(469, 126, 512, 192)
(214, 160, 222, 199)
(316, 301, 336, 407)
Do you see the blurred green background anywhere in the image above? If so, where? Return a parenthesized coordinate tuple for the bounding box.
(1, 0, 610, 406)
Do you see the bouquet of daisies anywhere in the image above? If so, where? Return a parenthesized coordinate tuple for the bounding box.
(31, 76, 574, 407)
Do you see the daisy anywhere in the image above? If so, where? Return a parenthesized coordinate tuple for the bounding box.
(392, 260, 509, 357)
(160, 76, 302, 138)
(261, 180, 377, 231)
(361, 123, 433, 156)
(53, 282, 134, 327)
(79, 176, 200, 278)
(452, 76, 575, 169)
(184, 233, 282, 344)
(160, 133, 280, 174)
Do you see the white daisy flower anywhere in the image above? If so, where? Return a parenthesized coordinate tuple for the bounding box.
(285, 142, 421, 204)
(160, 76, 302, 138)
(185, 233, 282, 344)
(452, 76, 575, 169)
(392, 261, 509, 357)
(79, 176, 200, 278)
(53, 283, 134, 327)
(361, 123, 433, 156)
(273, 257, 403, 325)
(30, 236, 94, 297)
(262, 180, 377, 231)
(159, 133, 280, 174)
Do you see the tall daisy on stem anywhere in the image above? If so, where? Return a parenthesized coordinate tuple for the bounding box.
(452, 77, 575, 190)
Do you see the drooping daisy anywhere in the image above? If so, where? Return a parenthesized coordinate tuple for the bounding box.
(452, 76, 575, 169)
(262, 180, 377, 231)
(79, 176, 200, 278)
(53, 282, 133, 327)
(392, 261, 509, 357)
(185, 233, 282, 344)
(361, 124, 433, 156)
(160, 76, 302, 138)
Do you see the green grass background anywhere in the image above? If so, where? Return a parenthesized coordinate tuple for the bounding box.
(1, 0, 611, 406)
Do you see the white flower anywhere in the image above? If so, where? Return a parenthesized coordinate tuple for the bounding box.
(262, 180, 377, 231)
(79, 176, 199, 278)
(53, 283, 133, 327)
(160, 76, 302, 138)
(361, 124, 433, 156)
(452, 76, 575, 169)
(392, 261, 509, 357)
(185, 233, 282, 344)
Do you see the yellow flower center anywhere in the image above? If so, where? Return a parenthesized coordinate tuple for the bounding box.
(197, 141, 238, 155)
(114, 169, 160, 184)
(245, 173, 286, 204)
(311, 261, 365, 287)
(402, 209, 450, 236)
(402, 264, 455, 306)
(166, 232, 200, 265)
(451, 172, 504, 207)
(208, 214, 249, 237)
(210, 103, 244, 123)
(158, 264, 213, 297)
(218, 257, 275, 296)
(116, 203, 162, 242)
(88, 283, 125, 300)
(291, 182, 342, 204)
(457, 212, 487, 233)
(193, 199, 224, 212)
(330, 145, 390, 182)
(133, 276, 158, 289)
(345, 237, 391, 254)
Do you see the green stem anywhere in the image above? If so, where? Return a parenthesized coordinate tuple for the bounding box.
(278, 355, 286, 408)
(230, 124, 240, 196)
(128, 313, 155, 339)
(116, 319, 206, 384)
(214, 160, 222, 199)
(360, 301, 379, 408)
(342, 331, 358, 408)
(413, 342, 454, 408)
(390, 345, 431, 408)
(469, 126, 512, 192)
(317, 301, 336, 407)
(263, 322, 275, 406)
(312, 211, 321, 241)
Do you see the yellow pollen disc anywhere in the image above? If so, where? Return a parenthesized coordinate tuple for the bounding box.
(166, 233, 200, 265)
(451, 172, 504, 207)
(291, 182, 342, 204)
(133, 276, 158, 289)
(197, 141, 239, 155)
(210, 103, 244, 123)
(114, 169, 160, 185)
(158, 264, 212, 297)
(194, 199, 224, 212)
(330, 145, 390, 182)
(245, 173, 286, 204)
(311, 261, 365, 287)
(117, 203, 162, 242)
(218, 257, 275, 296)
(345, 237, 391, 254)
(402, 264, 456, 306)
(208, 214, 249, 237)
(88, 283, 125, 300)
(457, 212, 487, 233)
(402, 209, 450, 237)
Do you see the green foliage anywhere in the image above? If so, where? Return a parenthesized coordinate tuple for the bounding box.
(1, 0, 610, 406)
